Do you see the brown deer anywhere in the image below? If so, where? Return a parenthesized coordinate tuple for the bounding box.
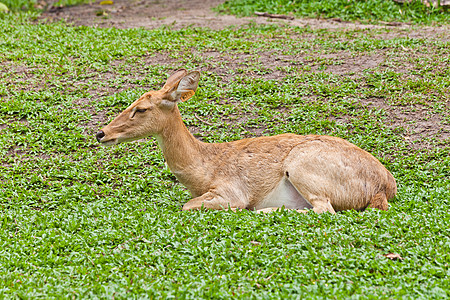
(96, 69, 397, 213)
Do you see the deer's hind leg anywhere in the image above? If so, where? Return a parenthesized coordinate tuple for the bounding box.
(367, 192, 389, 211)
(182, 190, 247, 211)
(302, 195, 336, 214)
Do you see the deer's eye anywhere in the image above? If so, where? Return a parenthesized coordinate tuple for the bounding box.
(136, 108, 147, 113)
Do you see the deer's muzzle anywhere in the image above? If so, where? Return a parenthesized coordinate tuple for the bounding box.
(96, 130, 105, 143)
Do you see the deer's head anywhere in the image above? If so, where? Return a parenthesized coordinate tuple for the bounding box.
(96, 69, 200, 145)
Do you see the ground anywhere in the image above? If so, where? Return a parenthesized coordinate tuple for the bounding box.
(41, 0, 450, 31)
(37, 0, 449, 148)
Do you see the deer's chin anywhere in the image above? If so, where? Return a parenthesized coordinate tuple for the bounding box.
(106, 136, 146, 146)
(99, 138, 119, 146)
(118, 135, 150, 144)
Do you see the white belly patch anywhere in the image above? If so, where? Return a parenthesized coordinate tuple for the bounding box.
(255, 177, 313, 210)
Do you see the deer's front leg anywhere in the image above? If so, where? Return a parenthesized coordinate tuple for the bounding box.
(182, 191, 246, 211)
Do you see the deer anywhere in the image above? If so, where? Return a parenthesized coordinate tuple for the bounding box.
(96, 69, 397, 214)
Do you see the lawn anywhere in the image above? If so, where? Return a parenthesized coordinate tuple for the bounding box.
(0, 0, 449, 298)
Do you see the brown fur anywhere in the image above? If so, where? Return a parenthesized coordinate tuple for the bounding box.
(368, 193, 389, 211)
(97, 70, 397, 213)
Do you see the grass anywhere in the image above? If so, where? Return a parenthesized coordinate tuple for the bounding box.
(1, 5, 450, 299)
(1, 0, 91, 11)
(216, 0, 450, 24)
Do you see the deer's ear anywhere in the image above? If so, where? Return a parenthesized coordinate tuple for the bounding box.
(163, 69, 188, 91)
(174, 71, 200, 102)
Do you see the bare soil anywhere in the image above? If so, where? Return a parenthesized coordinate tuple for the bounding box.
(35, 0, 450, 148)
(41, 0, 450, 32)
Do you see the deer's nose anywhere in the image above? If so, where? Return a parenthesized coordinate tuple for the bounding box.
(96, 130, 105, 143)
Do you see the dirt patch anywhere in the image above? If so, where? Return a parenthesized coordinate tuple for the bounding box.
(41, 0, 267, 30)
(39, 0, 448, 34)
(305, 51, 387, 75)
(360, 97, 450, 149)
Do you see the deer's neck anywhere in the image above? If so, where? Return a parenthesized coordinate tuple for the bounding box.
(154, 106, 210, 193)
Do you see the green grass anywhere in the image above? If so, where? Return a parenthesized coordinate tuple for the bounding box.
(1, 10, 450, 299)
(216, 0, 450, 24)
(1, 0, 91, 11)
